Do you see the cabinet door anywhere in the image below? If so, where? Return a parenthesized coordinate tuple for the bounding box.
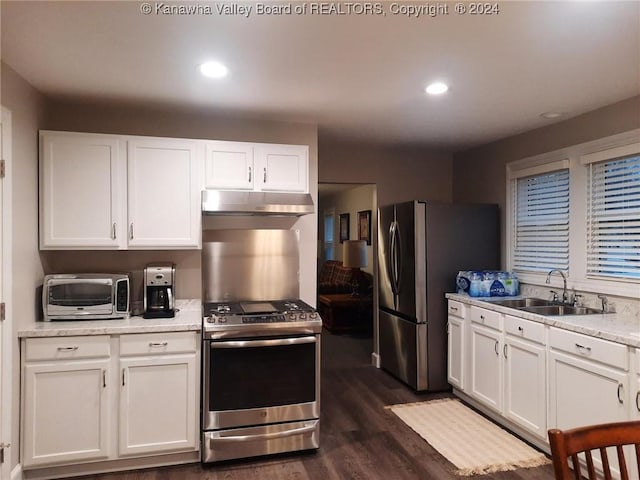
(470, 323, 502, 412)
(504, 336, 546, 439)
(255, 144, 308, 192)
(204, 141, 254, 190)
(127, 138, 202, 248)
(40, 132, 126, 249)
(549, 351, 628, 430)
(119, 354, 198, 456)
(22, 360, 111, 467)
(447, 315, 464, 390)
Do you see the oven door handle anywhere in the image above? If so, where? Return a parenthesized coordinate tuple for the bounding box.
(210, 336, 317, 349)
(209, 422, 317, 443)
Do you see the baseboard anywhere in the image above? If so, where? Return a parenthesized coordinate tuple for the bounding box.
(371, 352, 380, 368)
(11, 463, 23, 480)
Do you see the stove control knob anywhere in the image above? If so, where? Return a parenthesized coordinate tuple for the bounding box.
(218, 317, 227, 324)
(299, 313, 306, 320)
(207, 315, 215, 323)
(310, 312, 317, 319)
(289, 314, 297, 321)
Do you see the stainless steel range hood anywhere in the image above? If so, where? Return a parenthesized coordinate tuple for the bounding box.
(202, 190, 314, 216)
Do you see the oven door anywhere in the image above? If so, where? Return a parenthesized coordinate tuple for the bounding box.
(203, 334, 320, 430)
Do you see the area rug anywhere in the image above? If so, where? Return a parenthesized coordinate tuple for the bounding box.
(387, 398, 550, 476)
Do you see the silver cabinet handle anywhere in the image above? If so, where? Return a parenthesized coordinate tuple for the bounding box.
(575, 343, 592, 353)
(617, 383, 624, 404)
(263, 167, 267, 183)
(517, 326, 523, 332)
(149, 342, 168, 347)
(112, 223, 117, 240)
(129, 223, 134, 240)
(122, 368, 126, 386)
(248, 166, 252, 182)
(636, 391, 640, 412)
(494, 340, 499, 356)
(503, 344, 508, 358)
(480, 315, 485, 320)
(102, 370, 106, 388)
(450, 306, 458, 312)
(57, 346, 79, 352)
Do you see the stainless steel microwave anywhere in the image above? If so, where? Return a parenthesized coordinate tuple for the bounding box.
(43, 274, 130, 321)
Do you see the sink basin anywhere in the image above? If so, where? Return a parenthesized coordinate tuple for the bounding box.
(518, 305, 603, 316)
(489, 298, 555, 308)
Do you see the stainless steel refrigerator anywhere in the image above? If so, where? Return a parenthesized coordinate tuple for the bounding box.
(378, 201, 499, 391)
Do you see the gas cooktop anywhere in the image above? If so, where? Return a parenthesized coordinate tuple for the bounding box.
(202, 299, 322, 339)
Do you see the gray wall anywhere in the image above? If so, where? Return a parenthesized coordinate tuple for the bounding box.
(452, 95, 640, 267)
(318, 138, 453, 206)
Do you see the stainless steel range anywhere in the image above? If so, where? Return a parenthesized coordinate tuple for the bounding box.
(201, 298, 322, 463)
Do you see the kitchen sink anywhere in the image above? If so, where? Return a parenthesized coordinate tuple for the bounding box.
(489, 298, 555, 308)
(518, 305, 603, 316)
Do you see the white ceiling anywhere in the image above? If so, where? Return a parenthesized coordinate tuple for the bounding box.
(2, 1, 639, 150)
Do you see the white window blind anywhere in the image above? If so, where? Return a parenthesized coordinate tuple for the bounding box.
(586, 154, 640, 280)
(513, 169, 570, 273)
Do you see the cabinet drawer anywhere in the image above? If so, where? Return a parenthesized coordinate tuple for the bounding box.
(470, 306, 501, 331)
(25, 335, 111, 361)
(448, 300, 466, 318)
(504, 315, 545, 345)
(549, 327, 628, 371)
(120, 331, 197, 356)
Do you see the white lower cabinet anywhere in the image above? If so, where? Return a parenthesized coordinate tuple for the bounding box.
(447, 300, 466, 390)
(119, 333, 198, 456)
(503, 316, 546, 439)
(469, 306, 503, 412)
(21, 332, 200, 470)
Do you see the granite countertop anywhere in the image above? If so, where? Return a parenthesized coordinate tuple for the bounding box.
(446, 293, 640, 348)
(18, 299, 202, 338)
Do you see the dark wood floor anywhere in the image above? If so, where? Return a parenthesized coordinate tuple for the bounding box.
(82, 330, 555, 480)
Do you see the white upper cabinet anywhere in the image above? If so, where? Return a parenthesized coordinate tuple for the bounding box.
(256, 144, 308, 192)
(40, 131, 126, 249)
(205, 141, 254, 190)
(127, 138, 202, 249)
(204, 141, 308, 193)
(39, 131, 203, 250)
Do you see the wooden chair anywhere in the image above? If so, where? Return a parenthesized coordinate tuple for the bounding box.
(548, 421, 640, 480)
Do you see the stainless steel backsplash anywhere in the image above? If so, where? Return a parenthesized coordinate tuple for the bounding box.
(202, 229, 300, 302)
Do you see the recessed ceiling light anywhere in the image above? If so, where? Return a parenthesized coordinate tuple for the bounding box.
(199, 61, 228, 79)
(540, 111, 564, 119)
(425, 82, 448, 95)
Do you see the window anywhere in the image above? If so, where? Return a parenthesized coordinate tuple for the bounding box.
(512, 169, 570, 273)
(585, 154, 640, 280)
(506, 129, 640, 297)
(323, 211, 335, 261)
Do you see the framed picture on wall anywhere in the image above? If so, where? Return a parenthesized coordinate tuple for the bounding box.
(339, 213, 350, 243)
(358, 210, 372, 245)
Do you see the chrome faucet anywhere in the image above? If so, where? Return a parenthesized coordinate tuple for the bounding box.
(597, 294, 609, 313)
(546, 269, 568, 304)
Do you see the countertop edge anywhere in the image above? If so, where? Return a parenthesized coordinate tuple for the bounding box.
(446, 293, 640, 348)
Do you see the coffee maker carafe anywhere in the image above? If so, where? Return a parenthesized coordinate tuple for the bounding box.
(143, 263, 176, 319)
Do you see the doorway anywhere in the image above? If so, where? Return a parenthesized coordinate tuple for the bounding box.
(317, 183, 378, 362)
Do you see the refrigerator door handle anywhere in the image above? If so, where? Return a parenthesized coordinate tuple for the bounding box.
(395, 220, 403, 293)
(389, 221, 400, 295)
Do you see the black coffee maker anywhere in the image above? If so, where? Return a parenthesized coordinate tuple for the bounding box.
(143, 263, 176, 318)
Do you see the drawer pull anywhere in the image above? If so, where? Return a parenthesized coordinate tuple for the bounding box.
(480, 315, 485, 320)
(636, 391, 639, 412)
(575, 343, 592, 353)
(518, 326, 523, 332)
(617, 383, 624, 404)
(450, 306, 458, 312)
(57, 346, 79, 352)
(149, 342, 168, 347)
